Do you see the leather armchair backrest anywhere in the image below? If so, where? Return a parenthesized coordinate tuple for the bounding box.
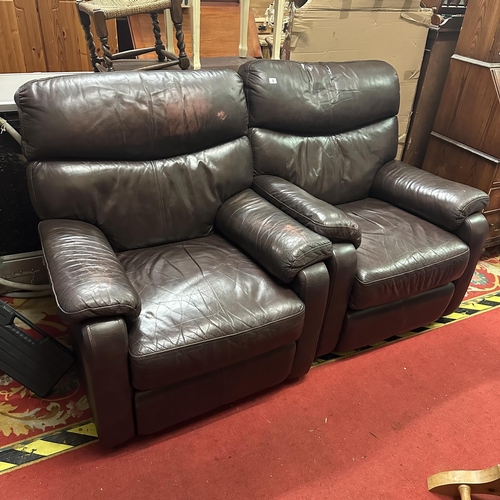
(16, 70, 251, 251)
(238, 60, 400, 205)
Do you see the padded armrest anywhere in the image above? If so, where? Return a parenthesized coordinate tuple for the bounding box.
(39, 219, 141, 324)
(253, 175, 361, 248)
(215, 189, 333, 283)
(372, 160, 490, 231)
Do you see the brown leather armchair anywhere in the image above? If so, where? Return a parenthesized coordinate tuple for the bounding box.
(15, 70, 333, 447)
(238, 59, 490, 356)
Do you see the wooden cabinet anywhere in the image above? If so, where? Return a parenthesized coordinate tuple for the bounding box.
(0, 0, 117, 73)
(422, 0, 500, 247)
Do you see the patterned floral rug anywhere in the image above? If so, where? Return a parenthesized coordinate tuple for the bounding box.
(0, 297, 91, 448)
(465, 248, 500, 300)
(0, 247, 499, 450)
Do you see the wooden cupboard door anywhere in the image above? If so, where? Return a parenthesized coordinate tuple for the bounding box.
(432, 59, 500, 159)
(422, 134, 498, 194)
(14, 0, 48, 71)
(37, 0, 118, 71)
(0, 0, 30, 72)
(454, 0, 500, 63)
(0, 0, 47, 72)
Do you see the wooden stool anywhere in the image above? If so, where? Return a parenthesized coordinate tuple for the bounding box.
(428, 464, 500, 499)
(76, 0, 190, 72)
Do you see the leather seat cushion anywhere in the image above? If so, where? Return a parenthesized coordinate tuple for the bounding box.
(118, 234, 305, 391)
(338, 198, 470, 310)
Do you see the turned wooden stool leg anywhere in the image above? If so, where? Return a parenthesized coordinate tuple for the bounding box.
(150, 12, 166, 61)
(93, 10, 114, 71)
(170, 0, 190, 69)
(428, 464, 500, 498)
(76, 4, 101, 71)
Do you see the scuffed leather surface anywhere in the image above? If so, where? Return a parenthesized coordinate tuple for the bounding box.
(216, 189, 333, 283)
(372, 160, 490, 231)
(72, 318, 135, 447)
(118, 234, 305, 391)
(238, 60, 399, 135)
(250, 119, 398, 205)
(135, 344, 295, 435)
(39, 220, 141, 324)
(253, 175, 361, 248)
(15, 70, 247, 161)
(338, 198, 470, 310)
(288, 262, 329, 379)
(335, 284, 455, 352)
(29, 138, 253, 251)
(315, 245, 357, 357)
(444, 213, 489, 315)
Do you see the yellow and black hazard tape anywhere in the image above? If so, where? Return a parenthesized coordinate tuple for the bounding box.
(0, 421, 98, 475)
(313, 289, 500, 367)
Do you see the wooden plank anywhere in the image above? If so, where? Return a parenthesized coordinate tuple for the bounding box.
(422, 134, 498, 194)
(0, 0, 26, 72)
(13, 0, 47, 71)
(129, 3, 262, 60)
(432, 59, 500, 158)
(402, 29, 459, 168)
(454, 0, 500, 63)
(38, 0, 118, 71)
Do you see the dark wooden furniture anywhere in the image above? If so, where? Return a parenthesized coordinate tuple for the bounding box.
(422, 0, 500, 247)
(402, 18, 463, 168)
(76, 0, 189, 71)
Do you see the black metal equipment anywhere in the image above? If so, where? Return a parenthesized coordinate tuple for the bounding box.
(0, 300, 74, 397)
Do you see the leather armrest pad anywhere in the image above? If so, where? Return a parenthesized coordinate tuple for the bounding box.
(372, 160, 490, 231)
(39, 219, 141, 324)
(215, 189, 333, 283)
(253, 175, 361, 248)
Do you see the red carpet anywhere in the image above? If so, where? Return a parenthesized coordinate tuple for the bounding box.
(3, 307, 500, 499)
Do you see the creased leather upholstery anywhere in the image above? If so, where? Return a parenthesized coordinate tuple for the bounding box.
(216, 189, 333, 283)
(28, 138, 253, 251)
(39, 219, 141, 324)
(118, 235, 305, 391)
(238, 59, 399, 134)
(250, 120, 398, 205)
(444, 213, 489, 315)
(339, 198, 470, 310)
(72, 318, 135, 447)
(372, 160, 490, 231)
(335, 284, 455, 352)
(15, 70, 247, 161)
(253, 175, 361, 248)
(289, 262, 329, 378)
(135, 344, 296, 435)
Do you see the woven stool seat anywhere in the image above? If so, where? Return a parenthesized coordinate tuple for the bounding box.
(78, 0, 172, 19)
(76, 0, 188, 72)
